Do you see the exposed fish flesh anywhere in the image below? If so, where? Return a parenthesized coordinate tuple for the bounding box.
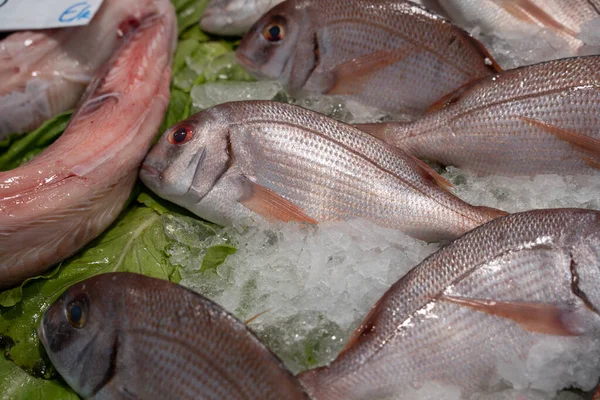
(357, 56, 600, 176)
(0, 0, 177, 289)
(236, 0, 500, 117)
(0, 0, 159, 137)
(140, 100, 506, 242)
(39, 272, 310, 399)
(200, 0, 286, 36)
(299, 208, 600, 399)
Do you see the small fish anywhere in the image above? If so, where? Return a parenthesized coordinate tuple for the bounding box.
(235, 0, 500, 118)
(0, 0, 162, 138)
(200, 0, 286, 36)
(0, 0, 177, 289)
(140, 100, 506, 242)
(298, 208, 600, 400)
(434, 0, 600, 57)
(356, 56, 600, 176)
(39, 272, 310, 399)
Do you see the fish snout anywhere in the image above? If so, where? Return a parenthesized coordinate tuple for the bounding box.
(139, 162, 165, 187)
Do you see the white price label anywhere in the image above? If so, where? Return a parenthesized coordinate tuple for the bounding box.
(0, 0, 104, 30)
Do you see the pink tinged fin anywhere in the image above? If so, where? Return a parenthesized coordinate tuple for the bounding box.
(338, 295, 387, 356)
(244, 308, 272, 325)
(425, 80, 476, 114)
(239, 180, 318, 225)
(410, 155, 454, 193)
(516, 116, 600, 163)
(491, 0, 578, 38)
(326, 47, 419, 96)
(354, 122, 412, 147)
(438, 295, 581, 336)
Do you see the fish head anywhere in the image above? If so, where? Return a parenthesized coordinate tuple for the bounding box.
(236, 1, 314, 89)
(140, 110, 231, 206)
(38, 274, 121, 398)
(201, 0, 261, 36)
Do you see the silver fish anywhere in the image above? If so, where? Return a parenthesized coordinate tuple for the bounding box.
(0, 0, 177, 289)
(140, 100, 506, 242)
(39, 272, 310, 399)
(299, 208, 600, 400)
(434, 0, 600, 57)
(235, 0, 500, 117)
(357, 56, 600, 176)
(0, 0, 162, 138)
(200, 0, 286, 36)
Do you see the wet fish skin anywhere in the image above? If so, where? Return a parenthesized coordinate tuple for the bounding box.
(200, 0, 286, 36)
(356, 56, 600, 176)
(39, 272, 310, 399)
(434, 0, 600, 56)
(0, 0, 164, 138)
(0, 0, 177, 290)
(235, 0, 499, 117)
(140, 100, 505, 242)
(298, 208, 600, 400)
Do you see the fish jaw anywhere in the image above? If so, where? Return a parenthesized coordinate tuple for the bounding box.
(0, 0, 176, 289)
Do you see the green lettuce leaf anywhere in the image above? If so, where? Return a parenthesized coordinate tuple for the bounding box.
(0, 206, 180, 374)
(0, 112, 71, 171)
(0, 355, 78, 400)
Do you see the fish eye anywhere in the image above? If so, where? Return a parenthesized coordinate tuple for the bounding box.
(167, 124, 194, 145)
(66, 299, 88, 329)
(262, 17, 286, 42)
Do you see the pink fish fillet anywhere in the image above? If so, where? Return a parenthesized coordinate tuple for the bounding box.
(0, 0, 163, 137)
(0, 0, 177, 289)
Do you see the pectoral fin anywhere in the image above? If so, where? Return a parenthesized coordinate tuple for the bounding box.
(410, 155, 454, 192)
(239, 180, 318, 225)
(516, 116, 600, 164)
(492, 0, 578, 38)
(439, 295, 580, 336)
(326, 47, 418, 96)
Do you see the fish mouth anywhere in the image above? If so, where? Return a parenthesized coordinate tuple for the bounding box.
(235, 51, 260, 74)
(140, 163, 162, 179)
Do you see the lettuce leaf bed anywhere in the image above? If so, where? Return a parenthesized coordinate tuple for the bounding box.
(0, 1, 247, 397)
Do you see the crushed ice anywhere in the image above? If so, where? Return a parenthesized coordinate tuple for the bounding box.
(173, 15, 600, 400)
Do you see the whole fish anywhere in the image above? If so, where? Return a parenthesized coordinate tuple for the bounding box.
(39, 272, 310, 399)
(0, 0, 177, 289)
(298, 208, 600, 400)
(356, 56, 600, 176)
(434, 0, 600, 57)
(140, 101, 506, 242)
(0, 0, 158, 137)
(200, 0, 286, 36)
(235, 0, 500, 117)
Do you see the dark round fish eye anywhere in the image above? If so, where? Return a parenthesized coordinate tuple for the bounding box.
(66, 300, 87, 329)
(263, 21, 285, 42)
(167, 124, 194, 145)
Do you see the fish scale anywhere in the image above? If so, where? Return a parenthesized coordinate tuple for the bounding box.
(299, 208, 600, 399)
(141, 100, 505, 241)
(236, 0, 498, 117)
(359, 56, 600, 175)
(39, 273, 309, 399)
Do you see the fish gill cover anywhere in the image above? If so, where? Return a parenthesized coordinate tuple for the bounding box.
(2, 1, 600, 399)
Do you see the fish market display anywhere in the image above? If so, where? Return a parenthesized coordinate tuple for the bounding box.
(434, 0, 600, 61)
(298, 208, 600, 400)
(357, 56, 600, 176)
(0, 0, 177, 289)
(140, 100, 506, 242)
(39, 272, 309, 399)
(0, 0, 161, 138)
(200, 0, 286, 36)
(235, 0, 500, 117)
